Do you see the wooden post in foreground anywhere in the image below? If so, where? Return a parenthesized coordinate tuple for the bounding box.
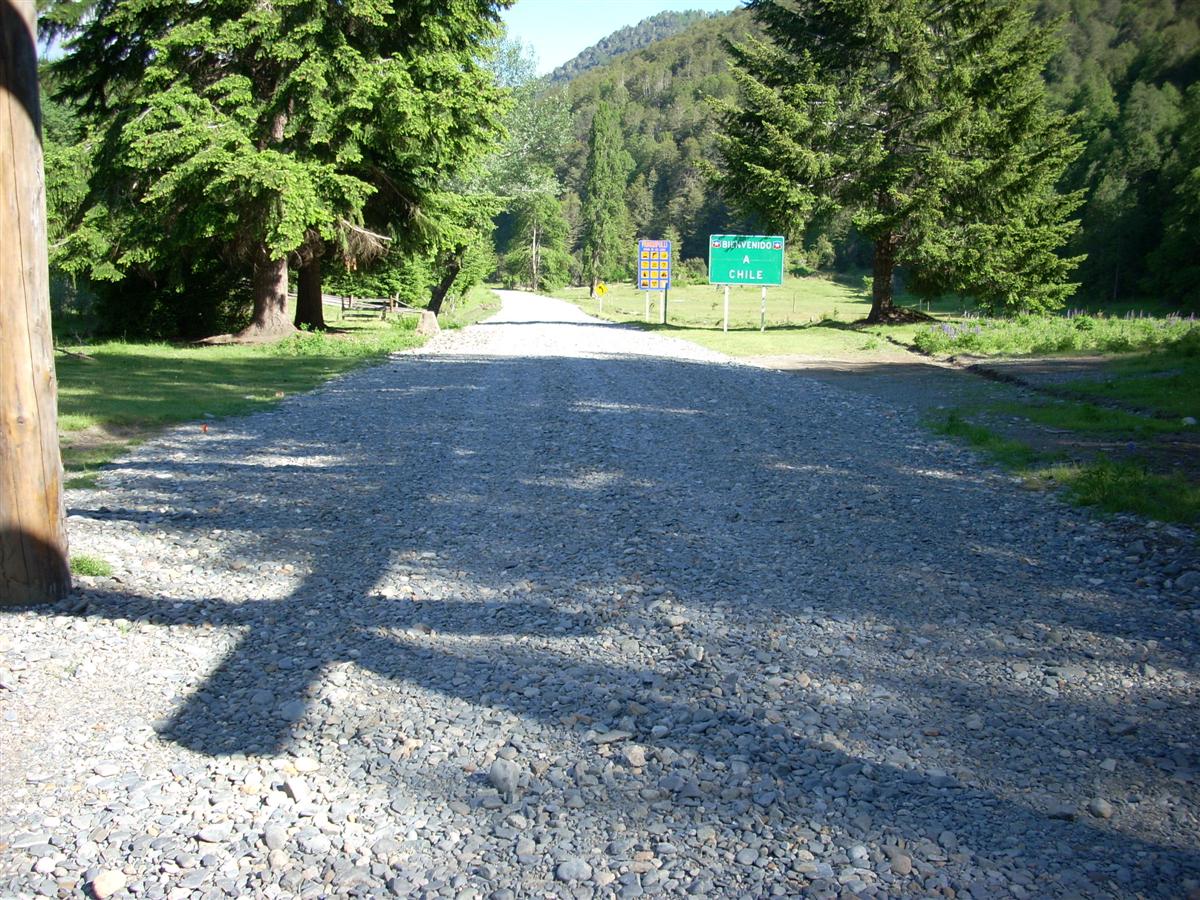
(1, 0, 71, 605)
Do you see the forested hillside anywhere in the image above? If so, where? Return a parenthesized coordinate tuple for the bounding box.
(560, 10, 761, 263)
(547, 10, 720, 83)
(543, 0, 1200, 307)
(37, 0, 1200, 339)
(1039, 0, 1200, 306)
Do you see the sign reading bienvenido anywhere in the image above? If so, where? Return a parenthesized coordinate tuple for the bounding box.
(708, 235, 785, 286)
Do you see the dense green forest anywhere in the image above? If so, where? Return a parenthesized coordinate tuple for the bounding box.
(543, 0, 1200, 308)
(1040, 0, 1200, 307)
(40, 1, 1200, 339)
(39, 0, 509, 339)
(560, 11, 762, 264)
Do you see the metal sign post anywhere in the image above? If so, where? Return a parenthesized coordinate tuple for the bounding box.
(760, 286, 767, 332)
(723, 285, 730, 333)
(659, 291, 666, 325)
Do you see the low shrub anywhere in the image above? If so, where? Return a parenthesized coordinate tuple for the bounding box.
(913, 312, 1199, 357)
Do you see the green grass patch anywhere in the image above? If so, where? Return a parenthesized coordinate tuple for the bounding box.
(1037, 461, 1200, 524)
(641, 321, 894, 357)
(57, 315, 423, 433)
(61, 439, 137, 488)
(56, 310, 430, 481)
(929, 407, 1199, 523)
(990, 400, 1191, 436)
(70, 554, 113, 577)
(440, 284, 502, 329)
(556, 275, 875, 330)
(1061, 331, 1200, 419)
(912, 312, 1199, 357)
(552, 276, 937, 358)
(928, 411, 1046, 469)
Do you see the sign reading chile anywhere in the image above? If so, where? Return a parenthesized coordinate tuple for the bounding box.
(707, 234, 786, 286)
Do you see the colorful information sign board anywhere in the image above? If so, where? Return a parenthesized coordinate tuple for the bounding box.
(708, 235, 785, 285)
(637, 239, 672, 290)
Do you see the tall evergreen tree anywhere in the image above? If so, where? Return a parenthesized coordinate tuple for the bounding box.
(579, 101, 633, 296)
(503, 192, 573, 291)
(47, 0, 508, 339)
(713, 0, 1084, 321)
(1148, 82, 1200, 308)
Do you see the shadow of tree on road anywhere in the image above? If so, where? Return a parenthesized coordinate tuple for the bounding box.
(27, 349, 1200, 895)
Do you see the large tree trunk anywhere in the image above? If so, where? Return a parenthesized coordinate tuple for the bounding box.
(294, 255, 326, 330)
(427, 246, 466, 317)
(0, 0, 71, 605)
(866, 233, 899, 324)
(587, 248, 601, 298)
(236, 249, 294, 340)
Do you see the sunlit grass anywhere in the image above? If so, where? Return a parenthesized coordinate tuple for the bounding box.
(912, 312, 1199, 357)
(552, 275, 940, 357)
(928, 408, 1199, 523)
(990, 400, 1193, 436)
(70, 555, 113, 577)
(928, 411, 1048, 469)
(1035, 462, 1200, 524)
(55, 286, 500, 484)
(1061, 331, 1200, 419)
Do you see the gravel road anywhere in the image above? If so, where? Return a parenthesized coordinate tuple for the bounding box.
(3, 290, 1199, 899)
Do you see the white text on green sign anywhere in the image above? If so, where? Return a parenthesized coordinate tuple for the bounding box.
(708, 235, 785, 286)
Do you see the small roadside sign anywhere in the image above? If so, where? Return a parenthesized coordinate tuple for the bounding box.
(596, 282, 608, 296)
(637, 239, 672, 290)
(708, 235, 785, 286)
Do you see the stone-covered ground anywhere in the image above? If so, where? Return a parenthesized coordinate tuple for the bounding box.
(2, 292, 1198, 899)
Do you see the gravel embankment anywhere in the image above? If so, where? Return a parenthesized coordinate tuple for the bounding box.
(2, 290, 1198, 899)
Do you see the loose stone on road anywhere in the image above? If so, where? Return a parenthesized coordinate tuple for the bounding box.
(2, 290, 1198, 898)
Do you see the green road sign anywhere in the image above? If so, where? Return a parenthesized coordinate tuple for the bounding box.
(708, 235, 785, 285)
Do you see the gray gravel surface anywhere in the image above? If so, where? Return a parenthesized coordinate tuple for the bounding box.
(3, 290, 1199, 899)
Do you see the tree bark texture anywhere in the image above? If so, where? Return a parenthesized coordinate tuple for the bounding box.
(866, 234, 899, 324)
(427, 246, 466, 317)
(0, 0, 71, 604)
(241, 248, 293, 338)
(294, 256, 326, 330)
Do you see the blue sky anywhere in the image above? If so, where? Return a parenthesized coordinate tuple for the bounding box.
(502, 0, 744, 74)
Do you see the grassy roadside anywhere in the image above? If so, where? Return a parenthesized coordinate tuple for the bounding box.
(928, 397, 1200, 524)
(897, 321, 1200, 526)
(56, 286, 499, 488)
(555, 277, 1198, 363)
(1058, 333, 1200, 419)
(552, 276, 939, 357)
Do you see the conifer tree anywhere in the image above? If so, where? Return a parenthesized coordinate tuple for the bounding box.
(503, 192, 572, 291)
(713, 0, 1084, 321)
(580, 101, 633, 296)
(46, 0, 508, 338)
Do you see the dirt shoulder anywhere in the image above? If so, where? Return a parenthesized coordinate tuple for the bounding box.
(748, 349, 1200, 489)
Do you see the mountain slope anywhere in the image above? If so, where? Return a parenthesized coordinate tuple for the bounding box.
(559, 9, 761, 261)
(547, 10, 723, 84)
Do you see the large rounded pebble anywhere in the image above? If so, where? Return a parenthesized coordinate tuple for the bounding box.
(556, 858, 592, 882)
(90, 870, 126, 898)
